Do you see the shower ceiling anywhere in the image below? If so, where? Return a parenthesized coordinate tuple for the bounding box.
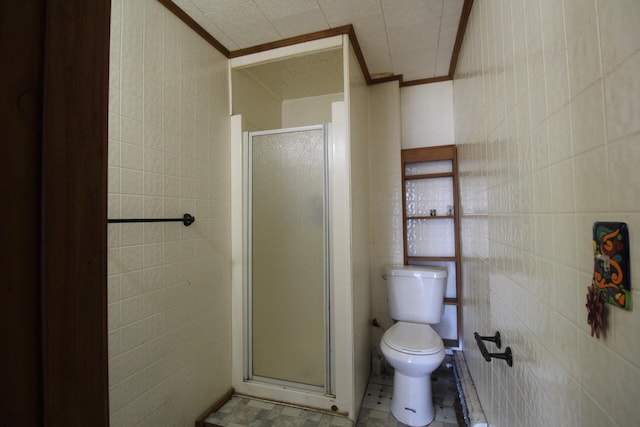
(170, 0, 470, 84)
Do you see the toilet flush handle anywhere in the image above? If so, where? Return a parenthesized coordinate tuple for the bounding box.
(382, 273, 387, 280)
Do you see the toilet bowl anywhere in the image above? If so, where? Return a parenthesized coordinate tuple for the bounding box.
(381, 265, 448, 427)
(381, 321, 445, 426)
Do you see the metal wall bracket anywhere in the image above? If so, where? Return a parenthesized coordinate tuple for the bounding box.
(474, 331, 513, 367)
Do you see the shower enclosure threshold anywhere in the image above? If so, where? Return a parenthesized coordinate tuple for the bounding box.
(454, 351, 489, 427)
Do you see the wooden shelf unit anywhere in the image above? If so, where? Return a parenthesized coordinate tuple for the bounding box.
(401, 144, 462, 347)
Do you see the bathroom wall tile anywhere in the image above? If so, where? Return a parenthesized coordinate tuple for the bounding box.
(143, 266, 165, 293)
(142, 197, 163, 220)
(515, 94, 532, 140)
(612, 358, 640, 426)
(121, 117, 143, 146)
(180, 177, 195, 199)
(120, 321, 144, 353)
(108, 275, 121, 305)
(142, 289, 165, 318)
(143, 222, 164, 244)
(143, 148, 163, 174)
(143, 172, 163, 197)
(109, 139, 121, 168)
(119, 245, 143, 273)
(163, 218, 182, 244)
(547, 104, 573, 163)
(109, 166, 121, 194)
(578, 329, 617, 404)
(109, 353, 122, 389)
(121, 271, 143, 299)
(611, 287, 640, 365)
(110, 2, 231, 425)
(543, 48, 570, 116)
(144, 125, 163, 151)
(572, 147, 609, 213)
(181, 157, 196, 179)
(540, 0, 566, 57)
(549, 159, 575, 212)
(109, 90, 121, 115)
(606, 132, 640, 212)
(109, 59, 121, 90)
(120, 195, 144, 219)
(119, 368, 147, 411)
(163, 175, 180, 198)
(532, 168, 551, 213)
(110, 112, 122, 142)
(109, 0, 122, 59)
(564, 0, 602, 98)
(109, 384, 125, 418)
(143, 242, 164, 268)
(121, 0, 143, 64)
(108, 248, 122, 276)
(121, 169, 143, 195)
(574, 213, 605, 275)
(120, 296, 143, 326)
(570, 81, 606, 155)
(552, 264, 578, 325)
(529, 79, 548, 129)
(143, 313, 166, 342)
(121, 91, 143, 122)
(121, 143, 143, 171)
(597, 0, 640, 74)
(604, 50, 640, 142)
(530, 123, 550, 170)
(163, 153, 180, 176)
(553, 311, 579, 379)
(455, 0, 640, 425)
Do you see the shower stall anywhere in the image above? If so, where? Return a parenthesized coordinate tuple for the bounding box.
(229, 35, 371, 420)
(245, 125, 332, 394)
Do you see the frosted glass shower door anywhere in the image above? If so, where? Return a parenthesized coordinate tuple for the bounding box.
(247, 125, 328, 390)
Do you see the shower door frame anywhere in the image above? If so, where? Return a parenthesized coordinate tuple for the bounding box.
(243, 124, 334, 396)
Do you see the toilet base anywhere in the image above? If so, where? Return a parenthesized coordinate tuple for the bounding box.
(390, 371, 435, 427)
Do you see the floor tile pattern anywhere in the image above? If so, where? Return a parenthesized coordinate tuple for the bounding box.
(205, 356, 464, 427)
(357, 357, 462, 427)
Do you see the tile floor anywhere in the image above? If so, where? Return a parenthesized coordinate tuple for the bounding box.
(357, 356, 462, 427)
(205, 355, 464, 427)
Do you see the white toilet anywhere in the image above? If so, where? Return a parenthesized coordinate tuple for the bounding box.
(380, 265, 448, 427)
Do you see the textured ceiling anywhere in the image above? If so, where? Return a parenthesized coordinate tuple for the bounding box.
(171, 0, 466, 83)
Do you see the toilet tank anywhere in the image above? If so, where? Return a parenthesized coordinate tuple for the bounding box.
(385, 265, 448, 324)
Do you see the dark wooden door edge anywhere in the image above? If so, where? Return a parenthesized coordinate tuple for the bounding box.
(40, 0, 111, 425)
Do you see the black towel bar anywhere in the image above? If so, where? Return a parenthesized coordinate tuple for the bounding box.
(474, 331, 513, 367)
(108, 213, 195, 226)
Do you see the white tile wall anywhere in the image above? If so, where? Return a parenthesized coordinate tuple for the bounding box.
(350, 42, 372, 417)
(454, 1, 640, 426)
(108, 0, 231, 425)
(368, 81, 403, 343)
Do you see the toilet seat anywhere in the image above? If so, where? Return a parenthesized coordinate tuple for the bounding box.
(382, 322, 443, 355)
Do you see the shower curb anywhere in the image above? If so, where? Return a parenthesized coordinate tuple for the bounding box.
(454, 351, 488, 427)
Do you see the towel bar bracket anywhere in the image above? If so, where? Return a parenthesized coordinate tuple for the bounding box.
(474, 331, 513, 367)
(476, 331, 501, 349)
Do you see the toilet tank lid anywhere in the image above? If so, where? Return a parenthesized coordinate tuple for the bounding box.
(385, 265, 448, 278)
